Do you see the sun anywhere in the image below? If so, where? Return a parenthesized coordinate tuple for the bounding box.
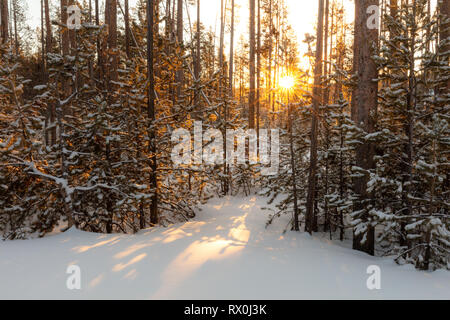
(279, 75, 296, 91)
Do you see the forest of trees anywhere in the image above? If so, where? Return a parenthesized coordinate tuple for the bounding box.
(0, 0, 448, 271)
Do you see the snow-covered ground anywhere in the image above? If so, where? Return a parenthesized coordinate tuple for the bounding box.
(0, 196, 449, 299)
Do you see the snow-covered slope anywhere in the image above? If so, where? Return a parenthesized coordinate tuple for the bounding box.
(0, 196, 449, 299)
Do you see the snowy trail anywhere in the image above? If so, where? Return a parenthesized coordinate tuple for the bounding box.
(0, 196, 449, 299)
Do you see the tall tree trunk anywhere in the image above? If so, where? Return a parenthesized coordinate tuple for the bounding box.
(229, 0, 235, 96)
(107, 0, 118, 85)
(323, 0, 330, 232)
(224, 0, 235, 195)
(268, 0, 273, 125)
(95, 0, 104, 86)
(41, 0, 45, 73)
(176, 0, 184, 98)
(272, 4, 279, 124)
(12, 0, 17, 54)
(61, 0, 73, 113)
(147, 0, 158, 226)
(44, 0, 52, 55)
(194, 0, 201, 119)
(218, 0, 225, 96)
(323, 0, 329, 105)
(305, 0, 324, 234)
(440, 0, 450, 91)
(403, 0, 417, 252)
(87, 0, 94, 82)
(249, 0, 256, 129)
(288, 91, 300, 231)
(256, 0, 261, 136)
(61, 0, 70, 79)
(351, 0, 379, 256)
(68, 0, 76, 54)
(125, 0, 130, 58)
(0, 0, 9, 43)
(165, 0, 171, 43)
(43, 0, 56, 145)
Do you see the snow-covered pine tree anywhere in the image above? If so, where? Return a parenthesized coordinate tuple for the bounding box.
(365, 0, 449, 270)
(0, 43, 52, 239)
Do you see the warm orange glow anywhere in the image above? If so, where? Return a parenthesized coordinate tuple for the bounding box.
(279, 75, 295, 91)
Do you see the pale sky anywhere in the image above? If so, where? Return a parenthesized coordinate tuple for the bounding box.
(26, 0, 355, 57)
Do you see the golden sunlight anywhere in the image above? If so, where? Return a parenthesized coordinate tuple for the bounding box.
(279, 76, 296, 91)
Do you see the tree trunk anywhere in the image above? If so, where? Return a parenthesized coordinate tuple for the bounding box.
(288, 92, 300, 231)
(12, 0, 17, 54)
(147, 0, 158, 226)
(323, 0, 329, 105)
(440, 0, 450, 91)
(249, 0, 256, 129)
(176, 0, 183, 98)
(194, 0, 201, 119)
(44, 0, 51, 55)
(176, 0, 183, 52)
(229, 0, 235, 96)
(95, 0, 104, 86)
(107, 0, 118, 85)
(218, 0, 225, 94)
(43, 0, 56, 146)
(125, 0, 130, 58)
(351, 0, 379, 256)
(323, 0, 330, 232)
(41, 0, 45, 74)
(268, 0, 272, 125)
(0, 0, 9, 43)
(61, 0, 70, 75)
(305, 0, 324, 234)
(256, 0, 261, 136)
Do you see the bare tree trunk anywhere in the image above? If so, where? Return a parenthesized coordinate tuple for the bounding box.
(330, 3, 335, 100)
(249, 0, 256, 129)
(223, 0, 234, 195)
(323, 0, 330, 232)
(68, 0, 76, 54)
(87, 0, 94, 83)
(125, 0, 130, 58)
(165, 0, 170, 42)
(440, 0, 450, 91)
(176, 0, 184, 98)
(95, 0, 104, 86)
(108, 0, 118, 85)
(272, 4, 279, 124)
(61, 0, 70, 80)
(0, 0, 9, 43)
(12, 0, 17, 54)
(44, 0, 52, 54)
(41, 0, 46, 74)
(351, 0, 379, 256)
(305, 0, 324, 234)
(256, 0, 261, 137)
(229, 0, 235, 96)
(43, 0, 56, 146)
(147, 0, 158, 227)
(218, 0, 225, 74)
(288, 92, 300, 231)
(339, 97, 345, 240)
(323, 0, 329, 105)
(194, 0, 201, 119)
(268, 0, 272, 125)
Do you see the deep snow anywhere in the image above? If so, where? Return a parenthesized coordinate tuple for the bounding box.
(0, 196, 449, 299)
